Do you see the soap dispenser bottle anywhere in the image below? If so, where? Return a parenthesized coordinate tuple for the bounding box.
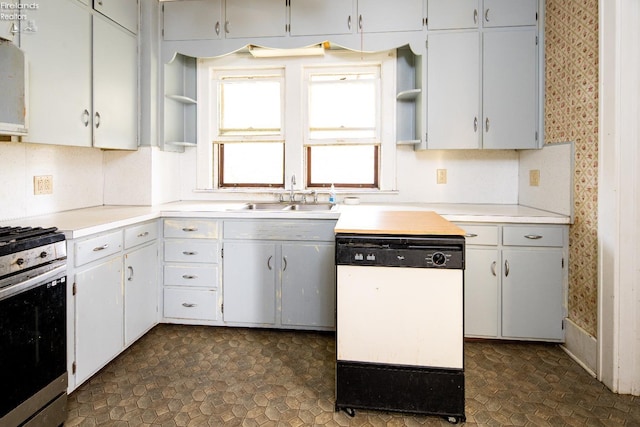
(329, 184, 336, 204)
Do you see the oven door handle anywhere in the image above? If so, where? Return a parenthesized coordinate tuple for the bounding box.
(0, 264, 66, 302)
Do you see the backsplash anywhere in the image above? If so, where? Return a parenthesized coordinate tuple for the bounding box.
(545, 0, 599, 337)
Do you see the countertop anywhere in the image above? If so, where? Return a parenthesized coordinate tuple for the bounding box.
(0, 201, 571, 239)
(335, 210, 466, 236)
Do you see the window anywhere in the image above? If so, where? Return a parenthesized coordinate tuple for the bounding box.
(197, 50, 396, 191)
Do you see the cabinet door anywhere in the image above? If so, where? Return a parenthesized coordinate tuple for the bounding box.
(223, 242, 277, 325)
(427, 31, 480, 149)
(357, 0, 424, 33)
(289, 0, 353, 36)
(163, 0, 222, 40)
(464, 248, 499, 338)
(124, 243, 158, 346)
(482, 29, 538, 149)
(93, 0, 138, 33)
(93, 16, 138, 150)
(483, 0, 538, 28)
(224, 0, 286, 39)
(281, 243, 335, 329)
(75, 257, 123, 385)
(501, 248, 564, 340)
(427, 0, 480, 30)
(19, 0, 92, 147)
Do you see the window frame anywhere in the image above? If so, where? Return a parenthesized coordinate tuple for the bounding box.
(196, 50, 397, 192)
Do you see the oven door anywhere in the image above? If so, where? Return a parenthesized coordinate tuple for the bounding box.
(0, 265, 67, 427)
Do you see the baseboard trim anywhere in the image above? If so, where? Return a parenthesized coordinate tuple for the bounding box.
(560, 318, 597, 377)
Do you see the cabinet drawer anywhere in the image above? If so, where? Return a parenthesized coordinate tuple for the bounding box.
(164, 288, 218, 321)
(457, 224, 498, 246)
(164, 240, 219, 263)
(124, 221, 158, 249)
(164, 264, 219, 288)
(164, 219, 219, 239)
(502, 226, 564, 247)
(224, 220, 336, 241)
(75, 231, 122, 267)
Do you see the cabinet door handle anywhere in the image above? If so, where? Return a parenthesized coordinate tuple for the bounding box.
(485, 117, 490, 132)
(127, 266, 134, 281)
(224, 20, 230, 34)
(465, 233, 478, 238)
(215, 21, 220, 35)
(82, 109, 90, 127)
(282, 256, 288, 271)
(267, 255, 273, 270)
(485, 8, 490, 22)
(182, 227, 198, 232)
(491, 261, 497, 277)
(182, 303, 197, 308)
(474, 117, 478, 132)
(525, 234, 543, 240)
(504, 260, 510, 277)
(347, 15, 351, 30)
(97, 0, 103, 5)
(93, 244, 108, 252)
(473, 8, 478, 24)
(182, 251, 197, 256)
(94, 111, 101, 129)
(358, 14, 363, 30)
(182, 274, 197, 280)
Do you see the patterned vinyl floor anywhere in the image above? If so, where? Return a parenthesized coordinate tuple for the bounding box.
(65, 324, 640, 426)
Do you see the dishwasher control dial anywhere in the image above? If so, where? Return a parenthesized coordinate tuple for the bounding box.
(431, 252, 447, 266)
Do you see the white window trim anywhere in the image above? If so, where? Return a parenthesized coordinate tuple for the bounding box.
(196, 50, 396, 192)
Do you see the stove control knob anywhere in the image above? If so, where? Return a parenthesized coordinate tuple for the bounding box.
(40, 251, 49, 259)
(16, 258, 25, 266)
(432, 252, 446, 266)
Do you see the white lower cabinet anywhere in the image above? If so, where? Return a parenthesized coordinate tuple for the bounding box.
(69, 221, 158, 391)
(162, 219, 221, 323)
(460, 223, 567, 342)
(222, 219, 337, 330)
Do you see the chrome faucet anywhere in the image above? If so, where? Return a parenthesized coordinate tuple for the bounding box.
(290, 174, 296, 202)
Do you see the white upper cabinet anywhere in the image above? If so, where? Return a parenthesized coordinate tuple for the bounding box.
(428, 0, 480, 30)
(482, 29, 538, 149)
(426, 32, 480, 149)
(93, 0, 139, 33)
(93, 16, 138, 150)
(356, 0, 424, 33)
(224, 0, 287, 39)
(289, 0, 354, 37)
(163, 0, 222, 40)
(482, 0, 538, 27)
(20, 0, 92, 147)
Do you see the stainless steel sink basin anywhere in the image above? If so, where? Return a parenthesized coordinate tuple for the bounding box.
(237, 202, 334, 211)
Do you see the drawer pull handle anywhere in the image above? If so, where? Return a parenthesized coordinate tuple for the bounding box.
(465, 233, 478, 238)
(267, 255, 273, 270)
(182, 274, 198, 280)
(182, 227, 198, 232)
(282, 256, 288, 271)
(524, 234, 543, 240)
(504, 260, 510, 277)
(137, 231, 149, 238)
(93, 244, 109, 252)
(490, 261, 497, 277)
(183, 251, 198, 256)
(182, 303, 197, 308)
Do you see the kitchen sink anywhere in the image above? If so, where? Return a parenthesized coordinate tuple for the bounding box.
(237, 202, 334, 211)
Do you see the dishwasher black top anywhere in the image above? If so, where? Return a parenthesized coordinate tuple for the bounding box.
(335, 234, 465, 269)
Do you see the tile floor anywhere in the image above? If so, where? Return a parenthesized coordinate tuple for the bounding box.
(65, 325, 640, 426)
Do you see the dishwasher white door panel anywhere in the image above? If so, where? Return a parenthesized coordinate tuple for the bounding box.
(336, 265, 463, 369)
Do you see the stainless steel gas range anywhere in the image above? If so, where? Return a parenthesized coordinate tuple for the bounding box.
(0, 226, 68, 427)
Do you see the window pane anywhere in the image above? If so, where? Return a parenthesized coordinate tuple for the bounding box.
(308, 145, 378, 187)
(308, 73, 377, 139)
(219, 78, 281, 136)
(220, 143, 284, 186)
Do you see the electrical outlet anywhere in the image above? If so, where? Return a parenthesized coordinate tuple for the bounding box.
(436, 169, 447, 184)
(34, 175, 53, 195)
(529, 169, 540, 187)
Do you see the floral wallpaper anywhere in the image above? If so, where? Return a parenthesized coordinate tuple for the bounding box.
(544, 0, 599, 337)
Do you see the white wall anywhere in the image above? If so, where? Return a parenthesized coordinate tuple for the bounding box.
(0, 140, 104, 221)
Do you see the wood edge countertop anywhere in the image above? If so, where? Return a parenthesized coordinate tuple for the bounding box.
(334, 210, 466, 236)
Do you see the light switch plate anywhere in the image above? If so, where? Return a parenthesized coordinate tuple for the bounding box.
(34, 175, 53, 195)
(437, 169, 447, 184)
(529, 169, 540, 187)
